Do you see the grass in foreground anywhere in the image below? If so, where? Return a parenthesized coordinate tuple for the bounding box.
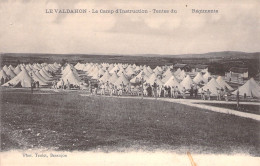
(0, 88, 259, 155)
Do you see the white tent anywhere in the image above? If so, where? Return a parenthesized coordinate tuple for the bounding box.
(41, 68, 53, 78)
(99, 71, 111, 83)
(35, 71, 49, 82)
(13, 66, 22, 75)
(199, 78, 221, 96)
(2, 65, 9, 72)
(146, 73, 164, 86)
(216, 76, 233, 91)
(203, 71, 211, 83)
(193, 72, 204, 84)
(108, 72, 119, 83)
(5, 68, 16, 78)
(2, 69, 32, 87)
(126, 67, 135, 76)
(58, 71, 82, 86)
(30, 71, 48, 85)
(130, 72, 149, 83)
(0, 70, 8, 79)
(8, 65, 15, 70)
(164, 76, 183, 91)
(39, 69, 52, 80)
(174, 68, 181, 75)
(177, 70, 187, 80)
(109, 65, 120, 74)
(114, 74, 130, 86)
(180, 75, 194, 90)
(232, 78, 260, 98)
(142, 67, 152, 76)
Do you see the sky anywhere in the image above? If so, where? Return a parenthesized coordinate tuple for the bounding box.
(0, 0, 260, 55)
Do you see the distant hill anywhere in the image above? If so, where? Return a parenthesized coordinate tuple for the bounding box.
(139, 51, 260, 59)
(1, 51, 259, 59)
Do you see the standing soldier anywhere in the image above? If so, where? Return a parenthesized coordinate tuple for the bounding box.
(201, 88, 205, 100)
(67, 79, 70, 90)
(236, 88, 240, 109)
(61, 79, 64, 89)
(30, 73, 34, 93)
(206, 89, 211, 100)
(182, 87, 186, 99)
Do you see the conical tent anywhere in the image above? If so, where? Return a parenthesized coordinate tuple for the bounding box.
(146, 73, 164, 86)
(109, 65, 120, 74)
(130, 72, 149, 83)
(146, 73, 157, 85)
(134, 66, 141, 72)
(99, 71, 111, 82)
(142, 67, 152, 76)
(114, 74, 130, 86)
(42, 68, 53, 78)
(35, 71, 49, 82)
(199, 78, 221, 95)
(163, 68, 172, 77)
(193, 72, 204, 84)
(33, 64, 42, 70)
(8, 65, 15, 70)
(126, 67, 135, 76)
(39, 69, 52, 80)
(108, 72, 119, 83)
(2, 69, 32, 87)
(6, 68, 16, 78)
(203, 71, 211, 83)
(216, 76, 233, 91)
(177, 70, 187, 80)
(232, 78, 260, 98)
(3, 65, 9, 72)
(30, 71, 48, 85)
(58, 71, 82, 86)
(0, 70, 8, 79)
(153, 67, 162, 75)
(180, 75, 194, 90)
(13, 66, 22, 75)
(174, 68, 181, 75)
(147, 66, 153, 73)
(164, 76, 183, 91)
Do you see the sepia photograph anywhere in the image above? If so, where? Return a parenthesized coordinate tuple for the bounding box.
(0, 0, 259, 165)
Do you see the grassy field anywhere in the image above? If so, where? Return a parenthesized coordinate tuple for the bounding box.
(0, 88, 259, 156)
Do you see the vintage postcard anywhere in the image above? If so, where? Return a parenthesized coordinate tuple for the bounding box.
(0, 0, 259, 166)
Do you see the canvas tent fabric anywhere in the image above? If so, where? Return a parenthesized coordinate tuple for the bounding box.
(108, 72, 119, 83)
(6, 68, 16, 78)
(180, 75, 194, 90)
(193, 72, 204, 84)
(203, 71, 211, 83)
(13, 66, 22, 75)
(0, 70, 8, 79)
(2, 69, 32, 87)
(232, 78, 260, 98)
(58, 71, 82, 86)
(3, 65, 9, 72)
(29, 71, 48, 85)
(99, 71, 111, 83)
(199, 78, 221, 96)
(216, 76, 233, 91)
(35, 71, 49, 82)
(164, 76, 183, 91)
(114, 74, 130, 87)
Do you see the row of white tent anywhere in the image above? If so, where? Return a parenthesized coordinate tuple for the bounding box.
(1, 62, 259, 98)
(0, 63, 60, 87)
(74, 62, 260, 98)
